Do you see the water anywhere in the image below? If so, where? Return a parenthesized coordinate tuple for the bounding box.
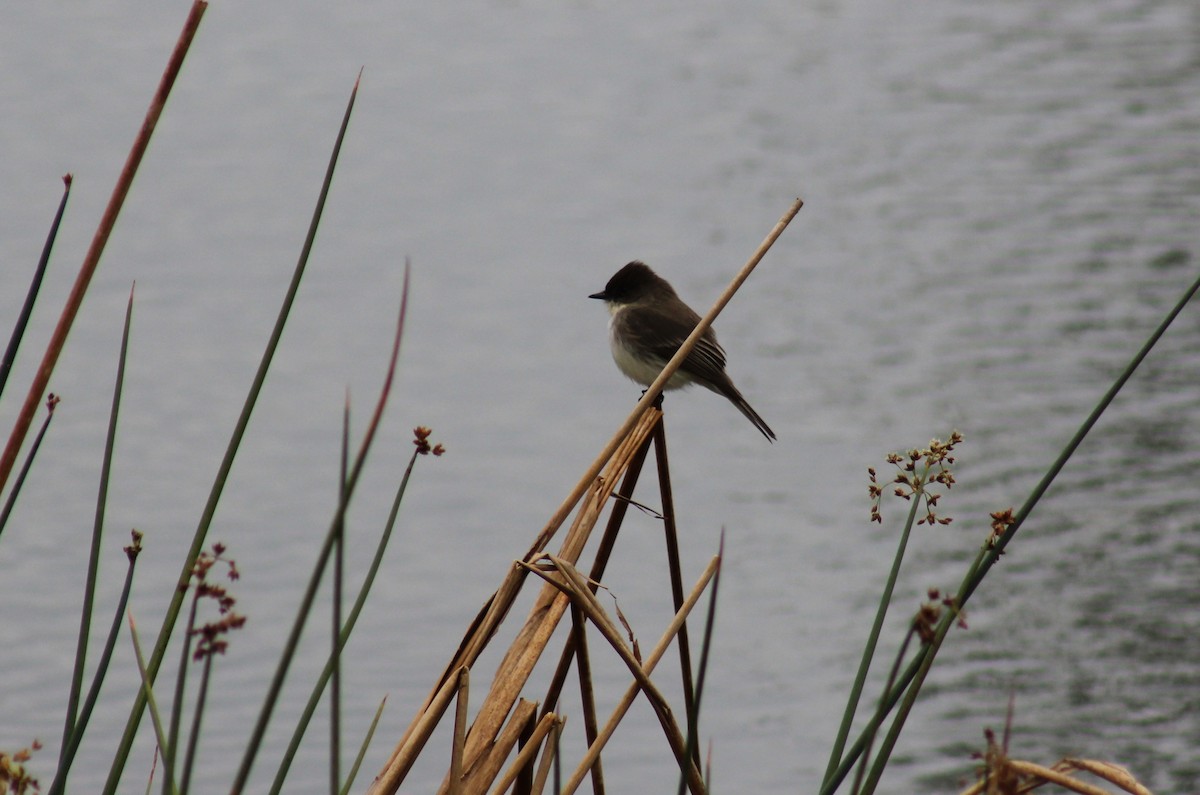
(1, 1, 1198, 792)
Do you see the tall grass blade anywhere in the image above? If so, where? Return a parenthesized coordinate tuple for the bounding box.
(50, 531, 143, 794)
(269, 399, 428, 794)
(179, 655, 213, 794)
(963, 266, 1200, 603)
(855, 269, 1200, 795)
(143, 748, 159, 795)
(0, 395, 58, 542)
(339, 696, 388, 795)
(849, 626, 918, 795)
(234, 258, 408, 794)
(102, 61, 360, 795)
(164, 595, 200, 795)
(331, 397, 349, 795)
(129, 613, 179, 795)
(0, 2, 206, 498)
(822, 494, 921, 787)
(0, 174, 72, 400)
(60, 283, 134, 763)
(823, 268, 1200, 795)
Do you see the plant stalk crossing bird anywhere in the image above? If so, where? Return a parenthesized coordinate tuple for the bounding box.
(589, 261, 776, 441)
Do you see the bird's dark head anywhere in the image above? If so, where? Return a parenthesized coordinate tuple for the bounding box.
(589, 261, 674, 305)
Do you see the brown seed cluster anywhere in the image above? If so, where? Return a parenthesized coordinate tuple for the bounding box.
(988, 508, 1017, 547)
(187, 543, 245, 661)
(913, 588, 967, 644)
(413, 426, 445, 457)
(0, 740, 42, 795)
(868, 431, 963, 526)
(125, 529, 144, 562)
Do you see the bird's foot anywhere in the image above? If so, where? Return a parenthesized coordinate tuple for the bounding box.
(639, 388, 665, 409)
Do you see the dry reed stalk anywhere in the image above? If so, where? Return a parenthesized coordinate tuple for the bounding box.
(533, 558, 670, 706)
(1000, 761, 1134, 795)
(447, 412, 662, 794)
(568, 604, 604, 793)
(370, 198, 802, 794)
(1061, 759, 1152, 795)
(528, 716, 564, 795)
(536, 556, 701, 791)
(537, 426, 657, 727)
(561, 556, 721, 795)
(370, 411, 660, 794)
(515, 715, 537, 795)
(959, 757, 1153, 795)
(449, 667, 470, 795)
(457, 699, 538, 795)
(651, 417, 699, 764)
(0, 0, 207, 495)
(487, 711, 560, 795)
(378, 665, 466, 788)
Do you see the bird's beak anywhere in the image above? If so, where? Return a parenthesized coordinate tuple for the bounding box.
(588, 291, 608, 300)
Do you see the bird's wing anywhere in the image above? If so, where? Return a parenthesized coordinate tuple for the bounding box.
(619, 305, 728, 382)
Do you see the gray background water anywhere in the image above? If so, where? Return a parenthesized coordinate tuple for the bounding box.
(2, 1, 1198, 792)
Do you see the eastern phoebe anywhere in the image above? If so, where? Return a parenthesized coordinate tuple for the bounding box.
(589, 261, 776, 441)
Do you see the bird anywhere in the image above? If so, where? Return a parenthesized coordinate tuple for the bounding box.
(589, 261, 775, 441)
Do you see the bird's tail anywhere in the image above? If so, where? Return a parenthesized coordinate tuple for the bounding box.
(731, 393, 776, 442)
(711, 378, 775, 441)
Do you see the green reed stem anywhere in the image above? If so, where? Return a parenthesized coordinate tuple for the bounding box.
(339, 696, 388, 795)
(179, 653, 213, 794)
(100, 59, 359, 795)
(0, 1, 204, 499)
(269, 436, 425, 794)
(850, 626, 917, 795)
(53, 532, 143, 793)
(234, 257, 407, 794)
(129, 614, 179, 795)
(164, 594, 199, 795)
(827, 267, 1200, 794)
(60, 285, 133, 765)
(331, 399, 349, 794)
(0, 398, 57, 543)
(0, 175, 71, 400)
(822, 493, 921, 787)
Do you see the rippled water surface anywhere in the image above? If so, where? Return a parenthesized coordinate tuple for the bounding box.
(2, 2, 1198, 792)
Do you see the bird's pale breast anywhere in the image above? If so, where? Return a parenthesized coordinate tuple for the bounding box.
(607, 313, 694, 390)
